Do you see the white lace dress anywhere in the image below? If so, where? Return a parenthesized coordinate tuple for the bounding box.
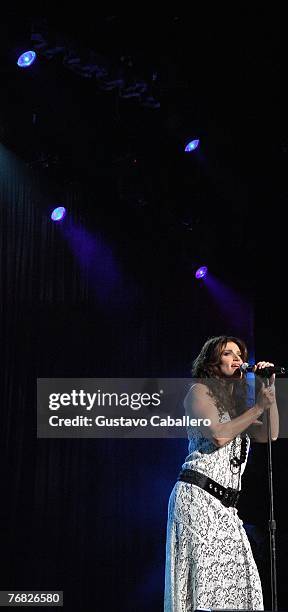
(164, 411, 264, 611)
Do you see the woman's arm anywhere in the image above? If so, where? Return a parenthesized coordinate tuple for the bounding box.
(184, 383, 265, 448)
(247, 375, 279, 442)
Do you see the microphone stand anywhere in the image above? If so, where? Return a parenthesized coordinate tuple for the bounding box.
(264, 376, 277, 612)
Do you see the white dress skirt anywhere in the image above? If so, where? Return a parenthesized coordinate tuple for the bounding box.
(164, 416, 264, 611)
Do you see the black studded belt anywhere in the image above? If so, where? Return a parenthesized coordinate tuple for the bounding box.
(177, 468, 240, 508)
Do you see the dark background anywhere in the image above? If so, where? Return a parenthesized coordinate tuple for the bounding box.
(1, 15, 287, 610)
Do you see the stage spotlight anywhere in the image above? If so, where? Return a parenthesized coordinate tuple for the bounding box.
(195, 265, 208, 279)
(51, 207, 66, 222)
(17, 51, 36, 68)
(184, 139, 200, 152)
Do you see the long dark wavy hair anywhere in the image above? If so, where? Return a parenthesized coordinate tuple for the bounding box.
(192, 335, 249, 417)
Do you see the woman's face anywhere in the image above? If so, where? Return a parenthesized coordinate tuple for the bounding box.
(219, 341, 243, 377)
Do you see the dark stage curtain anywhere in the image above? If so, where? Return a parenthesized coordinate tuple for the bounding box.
(0, 145, 191, 610)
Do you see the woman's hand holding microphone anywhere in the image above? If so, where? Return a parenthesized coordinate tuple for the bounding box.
(253, 362, 276, 423)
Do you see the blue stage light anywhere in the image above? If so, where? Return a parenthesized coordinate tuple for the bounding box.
(17, 51, 36, 68)
(195, 266, 208, 279)
(51, 207, 66, 222)
(184, 139, 200, 152)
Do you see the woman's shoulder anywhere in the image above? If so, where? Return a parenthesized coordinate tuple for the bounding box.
(184, 381, 211, 408)
(188, 381, 209, 391)
(186, 381, 210, 395)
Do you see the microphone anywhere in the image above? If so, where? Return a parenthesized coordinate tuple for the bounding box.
(240, 363, 286, 377)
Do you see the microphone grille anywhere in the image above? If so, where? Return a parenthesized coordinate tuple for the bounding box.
(240, 362, 249, 372)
